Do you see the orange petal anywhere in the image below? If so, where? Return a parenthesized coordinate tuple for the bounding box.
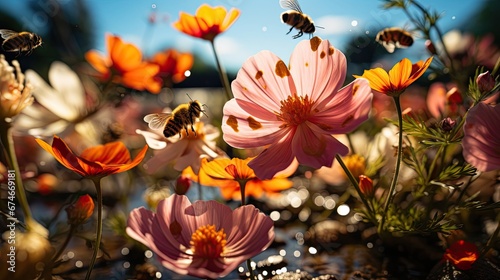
(174, 12, 202, 37)
(80, 141, 131, 165)
(109, 36, 143, 72)
(221, 8, 240, 31)
(201, 158, 234, 179)
(388, 58, 412, 90)
(85, 50, 110, 76)
(407, 56, 433, 85)
(197, 4, 222, 27)
(356, 68, 391, 94)
(121, 63, 161, 92)
(113, 144, 148, 174)
(232, 158, 256, 179)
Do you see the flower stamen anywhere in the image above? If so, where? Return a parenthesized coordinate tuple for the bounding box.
(276, 95, 315, 128)
(190, 225, 227, 259)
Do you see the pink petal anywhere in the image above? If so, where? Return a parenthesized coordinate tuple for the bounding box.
(126, 207, 155, 246)
(292, 123, 349, 169)
(426, 83, 447, 118)
(463, 103, 500, 171)
(226, 205, 274, 257)
(249, 132, 296, 180)
(312, 78, 373, 134)
(289, 38, 346, 103)
(143, 140, 188, 174)
(222, 98, 288, 148)
(232, 50, 295, 112)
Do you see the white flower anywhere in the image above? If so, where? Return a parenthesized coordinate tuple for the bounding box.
(0, 55, 33, 119)
(137, 121, 222, 174)
(13, 61, 110, 148)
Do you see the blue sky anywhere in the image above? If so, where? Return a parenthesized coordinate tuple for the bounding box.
(0, 0, 488, 71)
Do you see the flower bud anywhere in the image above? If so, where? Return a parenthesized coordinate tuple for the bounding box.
(358, 175, 374, 197)
(175, 175, 192, 195)
(476, 71, 495, 93)
(440, 117, 456, 132)
(425, 40, 437, 55)
(443, 240, 478, 270)
(66, 194, 95, 225)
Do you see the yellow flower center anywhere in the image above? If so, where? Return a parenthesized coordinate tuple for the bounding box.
(343, 154, 366, 179)
(276, 95, 316, 128)
(190, 225, 227, 259)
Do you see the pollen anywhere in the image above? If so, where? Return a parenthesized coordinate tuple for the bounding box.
(329, 47, 335, 55)
(190, 225, 227, 259)
(247, 116, 262, 130)
(352, 83, 359, 96)
(226, 115, 239, 132)
(310, 36, 322, 51)
(276, 95, 315, 128)
(275, 60, 290, 78)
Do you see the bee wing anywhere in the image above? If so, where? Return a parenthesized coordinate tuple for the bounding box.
(144, 113, 172, 130)
(0, 29, 18, 40)
(279, 0, 303, 13)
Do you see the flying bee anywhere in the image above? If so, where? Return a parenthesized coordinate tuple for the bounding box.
(280, 0, 316, 39)
(375, 27, 414, 53)
(144, 99, 207, 138)
(0, 29, 42, 55)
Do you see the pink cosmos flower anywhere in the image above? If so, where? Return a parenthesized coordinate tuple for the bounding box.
(126, 194, 274, 279)
(462, 102, 500, 172)
(222, 37, 373, 179)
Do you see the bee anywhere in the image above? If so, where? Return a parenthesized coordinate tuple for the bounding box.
(144, 99, 206, 138)
(280, 0, 316, 39)
(0, 29, 42, 55)
(375, 27, 414, 53)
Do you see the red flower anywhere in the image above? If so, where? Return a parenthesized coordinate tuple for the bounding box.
(36, 135, 148, 179)
(443, 240, 478, 270)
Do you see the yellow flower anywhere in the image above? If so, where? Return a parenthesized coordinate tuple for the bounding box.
(198, 157, 293, 200)
(354, 57, 433, 97)
(173, 4, 240, 42)
(0, 55, 33, 119)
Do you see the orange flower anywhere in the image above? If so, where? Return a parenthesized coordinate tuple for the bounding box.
(85, 34, 162, 93)
(149, 49, 194, 85)
(35, 135, 148, 179)
(195, 157, 293, 200)
(354, 57, 433, 97)
(173, 4, 240, 41)
(66, 194, 95, 225)
(443, 240, 478, 270)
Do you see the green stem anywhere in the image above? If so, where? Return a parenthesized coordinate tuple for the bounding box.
(335, 154, 373, 213)
(52, 225, 76, 263)
(379, 96, 404, 233)
(246, 259, 255, 280)
(0, 122, 33, 222)
(85, 178, 103, 280)
(239, 180, 246, 206)
(482, 213, 500, 257)
(409, 0, 456, 76)
(209, 39, 233, 101)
